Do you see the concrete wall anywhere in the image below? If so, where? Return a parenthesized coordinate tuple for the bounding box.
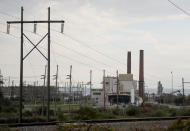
(104, 77, 117, 94)
(91, 89, 104, 106)
(119, 80, 137, 93)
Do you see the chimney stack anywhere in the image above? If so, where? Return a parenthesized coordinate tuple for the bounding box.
(139, 50, 144, 99)
(127, 51, 131, 74)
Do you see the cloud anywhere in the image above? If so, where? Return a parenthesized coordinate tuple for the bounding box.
(0, 0, 190, 90)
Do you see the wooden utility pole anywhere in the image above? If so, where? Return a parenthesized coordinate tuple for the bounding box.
(53, 65, 58, 116)
(116, 70, 119, 112)
(103, 70, 106, 111)
(7, 7, 65, 122)
(90, 70, 92, 97)
(182, 77, 184, 105)
(41, 65, 47, 116)
(181, 78, 190, 106)
(67, 65, 72, 113)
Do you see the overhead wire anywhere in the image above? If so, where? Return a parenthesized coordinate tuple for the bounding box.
(0, 10, 126, 70)
(168, 0, 190, 16)
(0, 20, 124, 73)
(0, 8, 158, 82)
(0, 29, 115, 76)
(23, 39, 38, 82)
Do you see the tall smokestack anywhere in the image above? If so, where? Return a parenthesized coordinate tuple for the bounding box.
(139, 50, 144, 99)
(127, 51, 131, 74)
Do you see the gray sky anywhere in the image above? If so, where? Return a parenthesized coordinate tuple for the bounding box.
(1, 0, 190, 92)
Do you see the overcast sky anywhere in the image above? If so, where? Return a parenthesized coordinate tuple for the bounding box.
(1, 0, 190, 93)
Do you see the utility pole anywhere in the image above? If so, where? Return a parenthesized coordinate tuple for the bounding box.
(90, 70, 92, 98)
(116, 70, 119, 113)
(171, 72, 173, 94)
(103, 70, 106, 111)
(181, 78, 190, 106)
(47, 7, 51, 122)
(8, 76, 11, 97)
(67, 65, 72, 113)
(182, 77, 184, 105)
(53, 65, 58, 116)
(41, 65, 47, 116)
(7, 7, 64, 122)
(19, 7, 24, 123)
(11, 80, 14, 99)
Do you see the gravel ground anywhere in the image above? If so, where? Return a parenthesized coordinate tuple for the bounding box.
(8, 120, 174, 131)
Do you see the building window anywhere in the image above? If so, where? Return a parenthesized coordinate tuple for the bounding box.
(93, 92, 101, 95)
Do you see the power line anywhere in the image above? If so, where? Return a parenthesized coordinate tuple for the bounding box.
(0, 11, 19, 19)
(63, 33, 126, 66)
(0, 31, 112, 75)
(23, 42, 38, 82)
(168, 0, 190, 16)
(0, 23, 120, 74)
(37, 23, 127, 66)
(0, 10, 127, 67)
(1, 21, 125, 72)
(52, 40, 116, 69)
(1, 27, 155, 82)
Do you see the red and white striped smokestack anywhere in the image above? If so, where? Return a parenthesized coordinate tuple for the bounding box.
(127, 51, 131, 74)
(139, 50, 144, 99)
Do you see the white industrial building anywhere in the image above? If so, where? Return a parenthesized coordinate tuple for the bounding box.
(91, 50, 144, 107)
(91, 73, 138, 107)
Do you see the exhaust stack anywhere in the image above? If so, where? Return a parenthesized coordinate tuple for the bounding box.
(139, 50, 144, 99)
(127, 51, 131, 74)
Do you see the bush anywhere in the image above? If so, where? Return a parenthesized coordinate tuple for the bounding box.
(149, 110, 167, 117)
(97, 112, 115, 119)
(125, 106, 140, 116)
(75, 106, 97, 120)
(57, 112, 67, 121)
(23, 110, 33, 117)
(168, 108, 178, 117)
(0, 117, 18, 123)
(32, 106, 53, 116)
(112, 108, 119, 115)
(140, 107, 151, 114)
(168, 118, 185, 131)
(178, 108, 190, 116)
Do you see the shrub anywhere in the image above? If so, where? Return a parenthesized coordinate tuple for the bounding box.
(32, 106, 53, 116)
(167, 108, 180, 117)
(112, 108, 119, 115)
(149, 110, 167, 117)
(0, 117, 18, 123)
(125, 106, 140, 116)
(75, 106, 97, 120)
(23, 110, 33, 117)
(57, 112, 66, 121)
(168, 118, 185, 131)
(178, 108, 190, 116)
(97, 112, 115, 119)
(140, 107, 151, 114)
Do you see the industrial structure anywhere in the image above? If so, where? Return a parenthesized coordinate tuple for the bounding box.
(91, 50, 144, 107)
(0, 70, 3, 87)
(157, 81, 163, 96)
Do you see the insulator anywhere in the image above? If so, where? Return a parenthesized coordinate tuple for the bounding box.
(34, 23, 37, 34)
(61, 23, 64, 33)
(7, 24, 10, 34)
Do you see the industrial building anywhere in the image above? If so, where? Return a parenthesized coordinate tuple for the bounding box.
(91, 50, 144, 107)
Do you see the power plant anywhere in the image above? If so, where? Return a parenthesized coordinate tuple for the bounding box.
(91, 50, 144, 106)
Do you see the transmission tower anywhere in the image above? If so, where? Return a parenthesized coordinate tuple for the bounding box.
(6, 6, 65, 122)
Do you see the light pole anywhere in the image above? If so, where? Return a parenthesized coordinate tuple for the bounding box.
(171, 71, 173, 93)
(171, 71, 174, 104)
